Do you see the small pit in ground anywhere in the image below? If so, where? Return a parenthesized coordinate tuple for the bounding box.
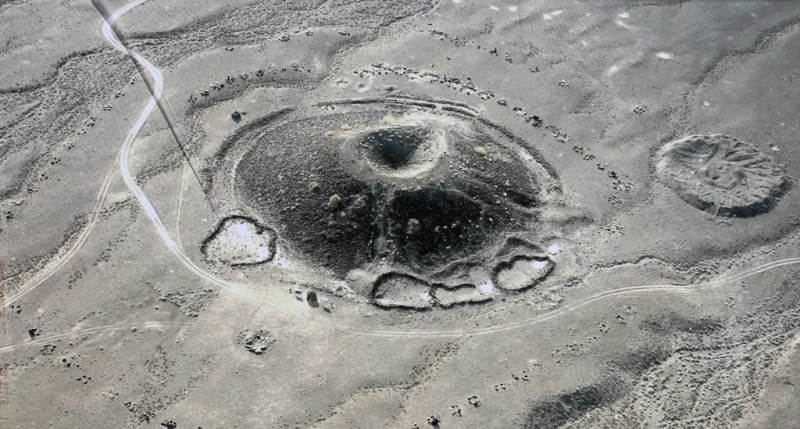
(361, 127, 423, 169)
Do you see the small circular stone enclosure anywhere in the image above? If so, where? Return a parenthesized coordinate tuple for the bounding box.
(656, 134, 789, 217)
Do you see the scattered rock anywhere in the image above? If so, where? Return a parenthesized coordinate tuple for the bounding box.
(238, 330, 276, 355)
(320, 295, 333, 312)
(28, 328, 41, 340)
(307, 290, 319, 307)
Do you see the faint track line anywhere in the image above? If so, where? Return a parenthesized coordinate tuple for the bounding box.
(96, 0, 251, 299)
(2, 167, 117, 308)
(341, 257, 800, 338)
(0, 321, 212, 354)
(2, 257, 796, 353)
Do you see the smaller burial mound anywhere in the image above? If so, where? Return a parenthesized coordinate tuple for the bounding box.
(656, 134, 789, 217)
(237, 330, 276, 355)
(202, 216, 276, 266)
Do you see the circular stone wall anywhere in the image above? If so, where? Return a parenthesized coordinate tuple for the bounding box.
(656, 134, 789, 217)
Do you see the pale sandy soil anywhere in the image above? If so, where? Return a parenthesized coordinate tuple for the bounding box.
(1, 1, 799, 428)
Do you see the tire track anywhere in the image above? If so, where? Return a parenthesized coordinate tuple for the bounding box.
(94, 0, 251, 299)
(2, 256, 796, 353)
(2, 166, 117, 308)
(341, 257, 800, 338)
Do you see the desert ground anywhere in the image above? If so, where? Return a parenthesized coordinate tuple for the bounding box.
(2, 0, 800, 428)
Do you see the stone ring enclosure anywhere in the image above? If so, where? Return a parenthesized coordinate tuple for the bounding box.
(205, 98, 568, 309)
(656, 134, 790, 217)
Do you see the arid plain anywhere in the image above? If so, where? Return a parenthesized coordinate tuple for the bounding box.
(2, 0, 800, 428)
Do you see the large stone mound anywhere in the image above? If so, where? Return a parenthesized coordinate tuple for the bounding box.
(225, 99, 568, 309)
(656, 134, 789, 217)
(234, 103, 548, 277)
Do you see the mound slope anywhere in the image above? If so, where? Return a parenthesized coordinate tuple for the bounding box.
(234, 106, 545, 276)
